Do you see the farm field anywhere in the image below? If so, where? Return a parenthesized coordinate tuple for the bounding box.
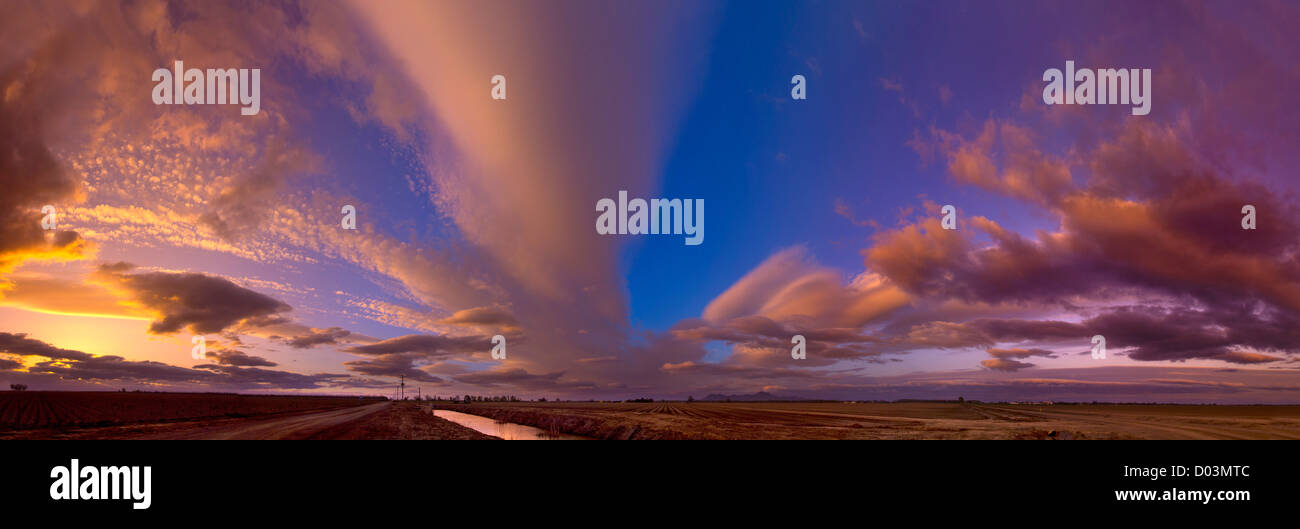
(6, 392, 1300, 440)
(435, 401, 1300, 440)
(0, 391, 379, 431)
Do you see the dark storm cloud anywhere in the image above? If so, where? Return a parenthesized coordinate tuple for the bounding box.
(285, 327, 352, 349)
(94, 263, 292, 335)
(929, 304, 1296, 366)
(31, 355, 213, 384)
(1084, 306, 1292, 364)
(0, 23, 91, 274)
(346, 333, 502, 358)
(7, 333, 366, 391)
(0, 332, 93, 361)
(191, 364, 352, 390)
(343, 353, 444, 383)
(204, 349, 278, 367)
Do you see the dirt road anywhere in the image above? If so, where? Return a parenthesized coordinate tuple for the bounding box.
(140, 401, 393, 439)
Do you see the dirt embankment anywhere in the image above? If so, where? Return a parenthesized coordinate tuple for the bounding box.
(308, 402, 497, 440)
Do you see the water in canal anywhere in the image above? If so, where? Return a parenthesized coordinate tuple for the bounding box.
(433, 409, 588, 440)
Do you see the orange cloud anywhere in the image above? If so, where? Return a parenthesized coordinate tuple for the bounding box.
(704, 246, 909, 328)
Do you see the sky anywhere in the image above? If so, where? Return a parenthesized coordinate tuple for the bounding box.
(2, 0, 1300, 403)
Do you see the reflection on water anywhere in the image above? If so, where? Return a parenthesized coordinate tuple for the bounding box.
(433, 409, 588, 440)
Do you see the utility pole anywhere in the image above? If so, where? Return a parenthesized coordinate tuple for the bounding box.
(400, 374, 405, 400)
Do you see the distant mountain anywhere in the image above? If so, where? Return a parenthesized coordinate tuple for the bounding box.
(700, 391, 802, 402)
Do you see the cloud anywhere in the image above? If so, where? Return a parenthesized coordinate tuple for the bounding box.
(846, 114, 1300, 373)
(204, 349, 277, 367)
(346, 0, 723, 382)
(933, 120, 1074, 206)
(0, 332, 92, 361)
(284, 327, 352, 349)
(3, 332, 375, 391)
(453, 368, 577, 390)
(1217, 351, 1285, 365)
(0, 4, 97, 276)
(350, 0, 715, 305)
(986, 347, 1057, 359)
(894, 320, 997, 349)
(676, 79, 1300, 388)
(671, 316, 890, 368)
(980, 358, 1037, 372)
(189, 364, 359, 390)
(1083, 306, 1295, 364)
(436, 306, 519, 330)
(833, 198, 876, 228)
(703, 246, 909, 329)
(938, 85, 952, 104)
(0, 0, 393, 276)
(3, 0, 1299, 402)
(979, 347, 1057, 371)
(93, 263, 291, 335)
(196, 140, 320, 241)
(660, 361, 818, 380)
(893, 119, 1300, 313)
(343, 353, 443, 383)
(346, 333, 498, 358)
(31, 356, 211, 385)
